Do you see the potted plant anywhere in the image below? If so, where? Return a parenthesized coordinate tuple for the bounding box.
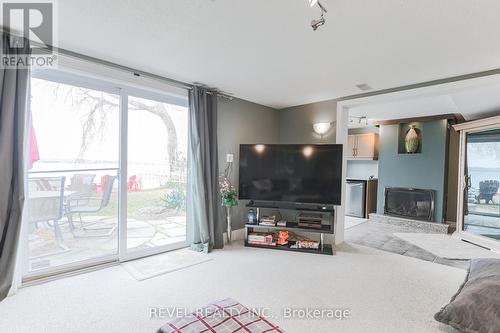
(219, 176, 238, 243)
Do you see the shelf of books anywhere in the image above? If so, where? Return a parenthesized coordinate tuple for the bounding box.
(244, 213, 335, 255)
(244, 241, 333, 255)
(245, 222, 334, 234)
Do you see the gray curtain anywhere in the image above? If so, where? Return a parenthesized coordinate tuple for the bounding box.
(188, 86, 223, 252)
(0, 33, 30, 301)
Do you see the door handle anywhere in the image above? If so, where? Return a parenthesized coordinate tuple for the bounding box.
(465, 175, 472, 189)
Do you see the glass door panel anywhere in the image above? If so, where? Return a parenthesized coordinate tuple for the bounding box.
(26, 77, 120, 274)
(126, 95, 188, 253)
(463, 129, 500, 242)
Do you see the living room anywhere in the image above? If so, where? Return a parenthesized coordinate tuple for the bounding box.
(0, 1, 499, 333)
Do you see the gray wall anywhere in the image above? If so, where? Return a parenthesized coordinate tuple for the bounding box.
(217, 97, 279, 230)
(377, 120, 448, 223)
(219, 97, 338, 231)
(278, 100, 337, 144)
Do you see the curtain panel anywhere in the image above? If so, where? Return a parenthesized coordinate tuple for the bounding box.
(188, 87, 223, 252)
(0, 33, 30, 301)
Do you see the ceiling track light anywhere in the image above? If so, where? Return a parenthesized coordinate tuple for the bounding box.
(349, 116, 369, 126)
(309, 0, 328, 31)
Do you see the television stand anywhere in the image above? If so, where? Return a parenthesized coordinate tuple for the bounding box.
(244, 202, 335, 255)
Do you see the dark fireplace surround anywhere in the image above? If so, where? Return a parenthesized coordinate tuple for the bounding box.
(384, 187, 435, 222)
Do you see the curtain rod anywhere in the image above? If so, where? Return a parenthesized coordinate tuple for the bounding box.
(1, 28, 233, 99)
(52, 46, 234, 100)
(55, 46, 193, 90)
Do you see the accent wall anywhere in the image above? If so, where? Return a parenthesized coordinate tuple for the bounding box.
(376, 119, 449, 223)
(217, 97, 280, 230)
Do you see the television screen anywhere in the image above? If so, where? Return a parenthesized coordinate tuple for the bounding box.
(238, 144, 343, 205)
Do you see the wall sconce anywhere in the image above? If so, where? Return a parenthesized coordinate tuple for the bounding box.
(313, 122, 332, 138)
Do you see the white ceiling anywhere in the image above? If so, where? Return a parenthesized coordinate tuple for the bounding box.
(348, 74, 500, 123)
(57, 0, 500, 109)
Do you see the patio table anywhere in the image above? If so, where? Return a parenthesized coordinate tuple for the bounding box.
(28, 190, 76, 243)
(29, 190, 75, 199)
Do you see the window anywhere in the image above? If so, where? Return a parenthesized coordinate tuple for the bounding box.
(23, 71, 189, 278)
(126, 95, 188, 252)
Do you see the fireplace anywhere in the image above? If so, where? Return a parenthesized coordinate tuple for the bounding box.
(384, 187, 435, 222)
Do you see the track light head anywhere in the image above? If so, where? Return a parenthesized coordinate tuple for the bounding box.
(309, 0, 328, 31)
(311, 16, 326, 31)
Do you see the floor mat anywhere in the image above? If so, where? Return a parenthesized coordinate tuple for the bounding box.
(122, 248, 213, 281)
(158, 298, 286, 333)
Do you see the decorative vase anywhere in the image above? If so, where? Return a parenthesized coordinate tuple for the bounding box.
(247, 208, 256, 224)
(405, 125, 419, 153)
(226, 206, 232, 244)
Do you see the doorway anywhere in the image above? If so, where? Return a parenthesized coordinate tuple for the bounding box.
(23, 70, 190, 280)
(460, 127, 500, 249)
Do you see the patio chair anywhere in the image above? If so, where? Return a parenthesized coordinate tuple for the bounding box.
(27, 176, 68, 249)
(127, 175, 141, 192)
(68, 173, 96, 193)
(65, 175, 117, 237)
(95, 174, 110, 193)
(478, 180, 500, 204)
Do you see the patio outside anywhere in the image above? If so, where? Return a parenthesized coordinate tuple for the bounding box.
(26, 78, 188, 273)
(28, 180, 187, 271)
(464, 136, 500, 240)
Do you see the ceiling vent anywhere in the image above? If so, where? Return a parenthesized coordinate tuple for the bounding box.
(356, 83, 372, 91)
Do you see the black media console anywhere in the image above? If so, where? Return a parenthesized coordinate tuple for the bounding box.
(244, 201, 336, 255)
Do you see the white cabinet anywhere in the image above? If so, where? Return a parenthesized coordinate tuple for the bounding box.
(347, 133, 379, 160)
(347, 135, 356, 159)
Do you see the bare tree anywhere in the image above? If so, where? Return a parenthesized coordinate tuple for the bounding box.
(62, 87, 179, 171)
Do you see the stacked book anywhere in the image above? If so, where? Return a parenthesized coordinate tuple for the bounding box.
(247, 232, 275, 246)
(298, 213, 323, 229)
(259, 215, 277, 226)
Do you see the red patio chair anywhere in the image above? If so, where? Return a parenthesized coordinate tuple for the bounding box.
(127, 175, 141, 192)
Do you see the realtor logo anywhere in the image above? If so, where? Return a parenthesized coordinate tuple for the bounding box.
(2, 1, 53, 53)
(0, 1, 57, 67)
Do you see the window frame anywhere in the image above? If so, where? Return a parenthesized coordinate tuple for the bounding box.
(21, 67, 190, 282)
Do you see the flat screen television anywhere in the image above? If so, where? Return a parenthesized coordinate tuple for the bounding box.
(238, 144, 343, 205)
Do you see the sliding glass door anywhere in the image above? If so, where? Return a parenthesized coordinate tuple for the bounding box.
(26, 76, 120, 275)
(125, 94, 188, 256)
(463, 129, 500, 245)
(23, 71, 189, 279)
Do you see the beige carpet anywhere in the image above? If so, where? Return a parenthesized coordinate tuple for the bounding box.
(0, 241, 465, 333)
(394, 233, 500, 259)
(121, 248, 213, 281)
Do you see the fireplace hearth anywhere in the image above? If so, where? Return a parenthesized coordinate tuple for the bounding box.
(384, 187, 435, 222)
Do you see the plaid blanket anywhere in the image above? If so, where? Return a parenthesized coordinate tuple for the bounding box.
(157, 298, 285, 333)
